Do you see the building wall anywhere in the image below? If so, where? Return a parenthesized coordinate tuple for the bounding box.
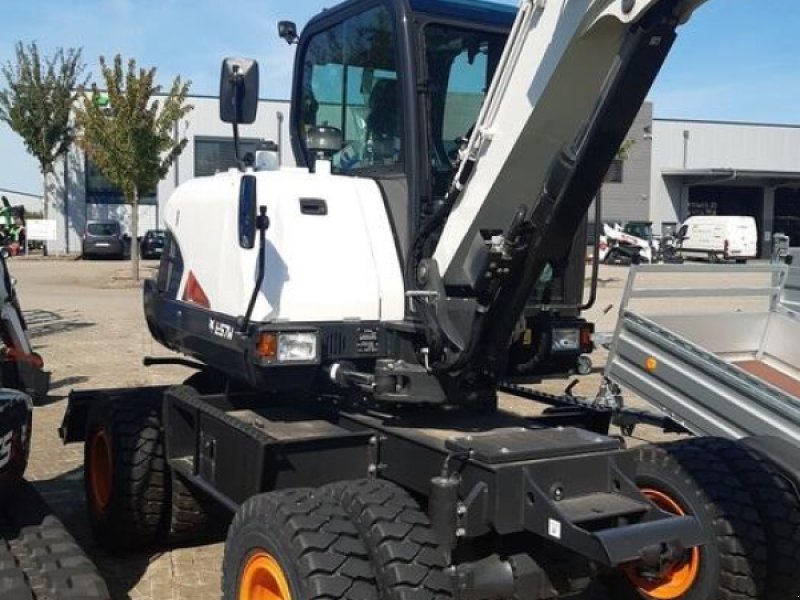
(596, 102, 654, 224)
(49, 96, 292, 254)
(651, 119, 800, 233)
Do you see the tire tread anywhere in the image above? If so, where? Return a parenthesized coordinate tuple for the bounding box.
(324, 480, 452, 600)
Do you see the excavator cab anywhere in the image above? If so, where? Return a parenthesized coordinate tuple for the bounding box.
(290, 0, 513, 254)
(289, 0, 592, 376)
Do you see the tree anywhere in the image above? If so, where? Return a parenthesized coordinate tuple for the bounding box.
(0, 42, 87, 255)
(75, 55, 192, 280)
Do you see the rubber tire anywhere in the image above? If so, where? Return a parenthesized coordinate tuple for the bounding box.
(608, 439, 767, 600)
(165, 474, 214, 545)
(222, 488, 378, 600)
(0, 515, 109, 599)
(84, 397, 168, 552)
(161, 385, 217, 545)
(324, 480, 453, 600)
(183, 369, 228, 395)
(698, 438, 800, 600)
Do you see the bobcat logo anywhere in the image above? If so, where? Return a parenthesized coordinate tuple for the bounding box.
(0, 430, 13, 469)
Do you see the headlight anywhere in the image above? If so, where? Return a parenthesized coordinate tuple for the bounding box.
(278, 332, 318, 362)
(551, 329, 580, 352)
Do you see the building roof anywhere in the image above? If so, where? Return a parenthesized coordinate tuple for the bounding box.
(662, 168, 800, 186)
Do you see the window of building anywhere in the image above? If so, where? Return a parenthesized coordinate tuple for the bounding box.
(85, 157, 157, 205)
(605, 159, 624, 183)
(298, 5, 402, 173)
(194, 138, 262, 177)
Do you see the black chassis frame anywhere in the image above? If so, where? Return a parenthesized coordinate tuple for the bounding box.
(61, 384, 705, 598)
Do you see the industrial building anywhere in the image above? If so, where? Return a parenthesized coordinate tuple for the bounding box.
(46, 95, 291, 254)
(38, 94, 800, 257)
(651, 118, 800, 256)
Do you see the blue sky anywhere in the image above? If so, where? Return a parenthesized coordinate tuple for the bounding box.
(0, 0, 797, 195)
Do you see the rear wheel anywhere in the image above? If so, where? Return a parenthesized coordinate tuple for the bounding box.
(84, 396, 168, 552)
(183, 369, 228, 394)
(609, 439, 767, 600)
(162, 386, 217, 545)
(221, 489, 378, 600)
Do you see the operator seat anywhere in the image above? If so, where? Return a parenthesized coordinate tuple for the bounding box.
(365, 79, 400, 166)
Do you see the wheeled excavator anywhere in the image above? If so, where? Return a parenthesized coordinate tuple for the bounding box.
(60, 1, 800, 599)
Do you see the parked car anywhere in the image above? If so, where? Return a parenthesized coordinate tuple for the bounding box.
(676, 215, 758, 263)
(82, 221, 125, 259)
(140, 230, 166, 260)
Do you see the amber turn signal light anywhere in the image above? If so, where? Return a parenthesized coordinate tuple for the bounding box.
(256, 333, 278, 360)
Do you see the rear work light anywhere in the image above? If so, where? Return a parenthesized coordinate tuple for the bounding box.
(551, 328, 580, 352)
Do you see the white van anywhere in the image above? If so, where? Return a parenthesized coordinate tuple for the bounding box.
(676, 216, 758, 263)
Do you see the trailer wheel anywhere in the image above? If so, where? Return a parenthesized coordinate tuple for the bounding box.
(84, 397, 168, 551)
(610, 439, 766, 600)
(697, 438, 800, 600)
(221, 489, 378, 600)
(324, 479, 453, 600)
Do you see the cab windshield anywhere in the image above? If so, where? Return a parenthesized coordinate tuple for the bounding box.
(424, 24, 507, 198)
(298, 10, 507, 185)
(298, 5, 402, 173)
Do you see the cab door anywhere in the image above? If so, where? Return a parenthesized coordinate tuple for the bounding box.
(291, 2, 412, 259)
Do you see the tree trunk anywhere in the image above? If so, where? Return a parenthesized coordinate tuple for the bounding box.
(131, 189, 139, 281)
(42, 171, 49, 256)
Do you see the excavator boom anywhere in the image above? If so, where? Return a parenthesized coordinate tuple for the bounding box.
(425, 0, 710, 375)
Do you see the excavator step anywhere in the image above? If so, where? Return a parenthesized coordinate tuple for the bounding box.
(557, 491, 650, 525)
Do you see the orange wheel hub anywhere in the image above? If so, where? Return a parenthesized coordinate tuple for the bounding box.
(239, 551, 293, 600)
(625, 488, 701, 599)
(88, 429, 113, 513)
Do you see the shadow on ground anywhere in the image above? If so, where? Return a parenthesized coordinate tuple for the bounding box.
(23, 309, 94, 339)
(29, 466, 226, 600)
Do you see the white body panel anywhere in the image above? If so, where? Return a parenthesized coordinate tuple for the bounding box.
(679, 216, 758, 260)
(164, 166, 405, 323)
(433, 0, 708, 284)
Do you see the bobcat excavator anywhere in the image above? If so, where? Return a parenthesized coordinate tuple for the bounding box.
(60, 1, 800, 599)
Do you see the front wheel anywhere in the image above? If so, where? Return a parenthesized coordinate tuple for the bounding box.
(323, 479, 453, 600)
(222, 489, 379, 600)
(608, 439, 767, 600)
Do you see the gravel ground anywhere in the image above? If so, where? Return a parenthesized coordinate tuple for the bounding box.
(11, 258, 768, 599)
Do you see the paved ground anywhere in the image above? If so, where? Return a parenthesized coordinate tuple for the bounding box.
(11, 258, 771, 599)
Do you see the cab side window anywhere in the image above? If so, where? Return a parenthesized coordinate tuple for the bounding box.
(299, 6, 402, 173)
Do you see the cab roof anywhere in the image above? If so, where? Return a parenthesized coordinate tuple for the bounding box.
(408, 0, 517, 27)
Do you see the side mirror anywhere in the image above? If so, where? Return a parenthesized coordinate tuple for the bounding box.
(220, 58, 259, 125)
(278, 21, 299, 45)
